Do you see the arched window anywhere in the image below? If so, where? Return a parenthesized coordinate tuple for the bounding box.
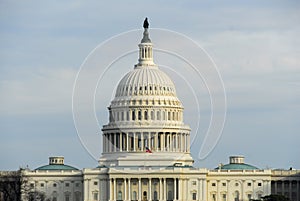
(132, 110, 135, 121)
(151, 111, 154, 120)
(132, 191, 137, 201)
(143, 191, 147, 200)
(234, 191, 239, 201)
(138, 111, 142, 120)
(154, 191, 158, 201)
(75, 192, 81, 201)
(144, 111, 148, 120)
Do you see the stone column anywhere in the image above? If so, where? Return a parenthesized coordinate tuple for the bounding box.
(141, 133, 144, 151)
(166, 133, 169, 151)
(159, 178, 163, 201)
(109, 179, 113, 201)
(107, 134, 110, 152)
(113, 133, 117, 152)
(178, 178, 181, 201)
(103, 134, 105, 152)
(124, 179, 127, 201)
(120, 133, 123, 152)
(241, 180, 244, 201)
(148, 133, 151, 149)
(182, 133, 186, 152)
(155, 133, 158, 151)
(149, 178, 152, 201)
(164, 178, 167, 201)
(216, 180, 220, 201)
(198, 178, 201, 201)
(84, 179, 90, 201)
(175, 133, 178, 151)
(128, 179, 131, 201)
(126, 133, 129, 152)
(183, 179, 187, 201)
(139, 178, 142, 201)
(133, 133, 136, 151)
(202, 179, 206, 201)
(114, 178, 117, 201)
(174, 178, 177, 201)
(161, 133, 165, 151)
(187, 133, 190, 152)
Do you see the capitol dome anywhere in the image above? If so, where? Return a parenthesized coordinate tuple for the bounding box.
(99, 19, 193, 167)
(115, 66, 177, 98)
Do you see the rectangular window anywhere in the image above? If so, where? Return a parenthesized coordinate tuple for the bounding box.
(75, 192, 81, 201)
(247, 194, 252, 201)
(40, 183, 44, 187)
(65, 183, 69, 187)
(93, 192, 98, 201)
(212, 194, 216, 201)
(75, 183, 80, 187)
(222, 182, 226, 186)
(258, 182, 262, 186)
(212, 182, 216, 186)
(192, 192, 197, 200)
(94, 181, 98, 185)
(65, 195, 70, 201)
(192, 181, 196, 185)
(247, 182, 251, 186)
(222, 194, 227, 201)
(257, 194, 262, 199)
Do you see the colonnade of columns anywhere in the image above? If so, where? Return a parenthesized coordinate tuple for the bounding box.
(272, 180, 299, 201)
(109, 177, 180, 201)
(110, 108, 183, 123)
(139, 45, 152, 60)
(103, 132, 190, 153)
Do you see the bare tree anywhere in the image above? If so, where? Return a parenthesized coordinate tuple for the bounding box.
(0, 170, 22, 201)
(0, 169, 45, 201)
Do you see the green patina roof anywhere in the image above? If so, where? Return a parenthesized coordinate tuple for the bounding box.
(216, 163, 258, 170)
(35, 164, 78, 171)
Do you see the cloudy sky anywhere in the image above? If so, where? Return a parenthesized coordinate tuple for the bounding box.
(1, 0, 299, 170)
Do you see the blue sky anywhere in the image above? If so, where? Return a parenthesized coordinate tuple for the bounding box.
(1, 0, 299, 170)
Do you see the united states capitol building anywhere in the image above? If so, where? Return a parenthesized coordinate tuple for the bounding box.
(5, 20, 300, 201)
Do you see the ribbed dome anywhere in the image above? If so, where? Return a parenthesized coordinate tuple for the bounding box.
(115, 66, 177, 97)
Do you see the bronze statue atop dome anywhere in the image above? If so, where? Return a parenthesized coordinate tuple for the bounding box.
(143, 18, 149, 29)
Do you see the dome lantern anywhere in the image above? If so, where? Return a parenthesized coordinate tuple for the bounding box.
(136, 18, 155, 67)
